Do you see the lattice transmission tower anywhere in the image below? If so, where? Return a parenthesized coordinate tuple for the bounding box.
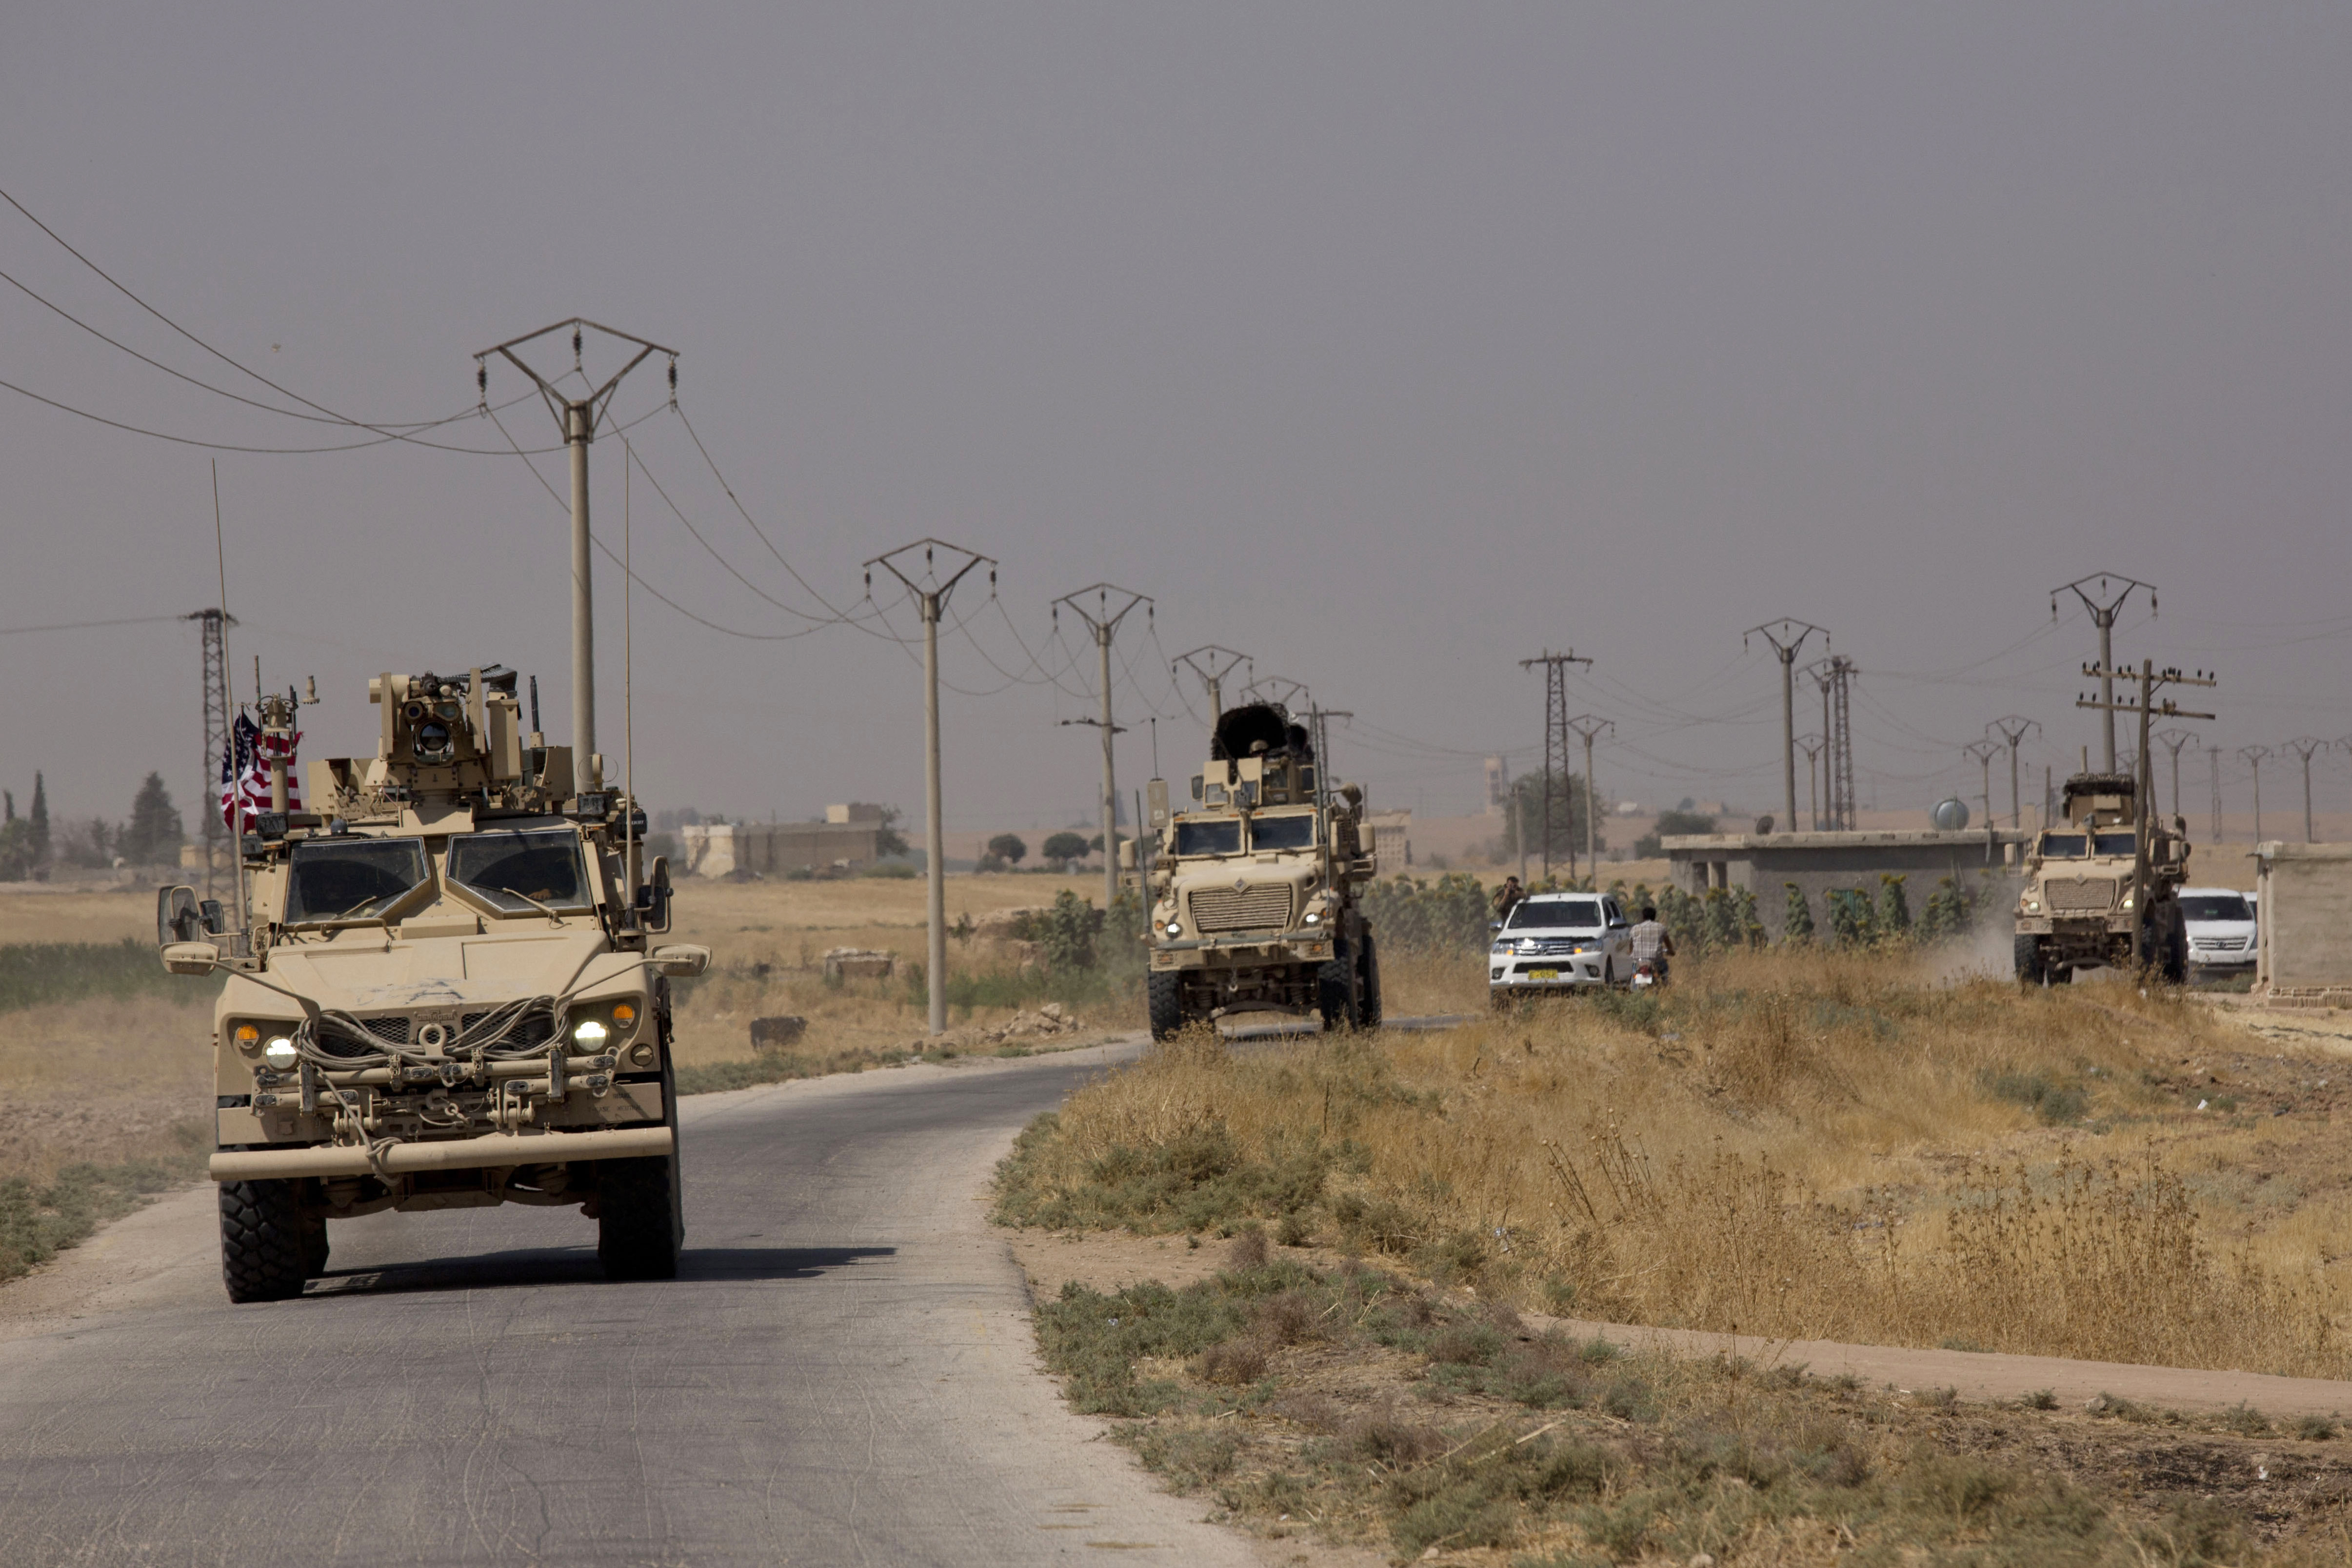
(187, 608, 236, 897)
(1518, 650, 1591, 881)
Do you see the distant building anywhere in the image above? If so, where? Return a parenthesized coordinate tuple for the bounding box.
(681, 805, 888, 877)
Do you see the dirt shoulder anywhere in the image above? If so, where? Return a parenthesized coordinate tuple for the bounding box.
(1006, 1228, 2352, 1565)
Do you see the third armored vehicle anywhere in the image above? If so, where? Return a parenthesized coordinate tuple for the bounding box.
(1144, 702, 1380, 1037)
(2013, 771, 2188, 984)
(157, 667, 706, 1302)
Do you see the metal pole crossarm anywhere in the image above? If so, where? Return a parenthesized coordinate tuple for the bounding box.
(1172, 646, 1251, 725)
(1989, 716, 2040, 830)
(1241, 675, 1314, 713)
(2074, 696, 2217, 723)
(2152, 728, 2198, 825)
(2286, 737, 2329, 843)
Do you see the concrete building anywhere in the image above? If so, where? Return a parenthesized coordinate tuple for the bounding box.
(680, 806, 889, 878)
(2253, 842, 2352, 1006)
(1663, 830, 2026, 942)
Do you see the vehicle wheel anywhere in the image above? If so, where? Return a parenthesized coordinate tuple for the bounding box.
(1147, 970, 1184, 1040)
(1318, 945, 1355, 1032)
(300, 1211, 330, 1278)
(2013, 934, 2043, 986)
(599, 1056, 683, 1281)
(219, 1179, 308, 1303)
(598, 1156, 681, 1280)
(1356, 933, 1382, 1030)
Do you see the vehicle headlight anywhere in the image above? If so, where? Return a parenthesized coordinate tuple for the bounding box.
(2023, 898, 2040, 913)
(1165, 921, 1183, 937)
(572, 1019, 610, 1046)
(262, 1037, 298, 1070)
(2120, 893, 2134, 910)
(1303, 911, 1322, 925)
(1491, 942, 1511, 955)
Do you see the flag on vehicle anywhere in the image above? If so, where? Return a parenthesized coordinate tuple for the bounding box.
(219, 713, 301, 832)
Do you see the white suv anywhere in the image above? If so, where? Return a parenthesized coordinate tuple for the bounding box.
(2176, 886, 2257, 978)
(1489, 892, 1633, 1006)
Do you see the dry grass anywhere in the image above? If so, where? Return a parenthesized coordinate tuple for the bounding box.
(1000, 945, 2352, 1380)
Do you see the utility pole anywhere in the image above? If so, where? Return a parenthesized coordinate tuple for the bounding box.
(1805, 654, 1857, 830)
(186, 607, 238, 897)
(1565, 716, 1613, 879)
(2287, 737, 2328, 843)
(1055, 584, 1153, 916)
(1171, 645, 1250, 733)
(2208, 745, 2223, 844)
(2239, 747, 2271, 842)
(477, 318, 677, 773)
(1746, 621, 1825, 834)
(1795, 734, 1825, 830)
(2078, 659, 2217, 965)
(2151, 728, 2197, 825)
(1988, 716, 2041, 830)
(1517, 650, 1593, 881)
(1963, 740, 2000, 834)
(867, 539, 996, 1037)
(2052, 575, 2156, 773)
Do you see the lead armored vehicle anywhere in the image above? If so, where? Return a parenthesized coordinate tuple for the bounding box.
(1144, 703, 1380, 1037)
(2013, 771, 2188, 984)
(157, 667, 705, 1302)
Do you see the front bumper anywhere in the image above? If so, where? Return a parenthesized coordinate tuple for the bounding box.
(209, 1124, 673, 1182)
(1150, 930, 1335, 968)
(1489, 953, 1611, 990)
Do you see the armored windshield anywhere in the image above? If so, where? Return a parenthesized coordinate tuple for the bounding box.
(2039, 834, 2087, 857)
(1508, 898, 1604, 931)
(2093, 833, 2138, 856)
(284, 837, 431, 924)
(1174, 819, 1242, 856)
(448, 828, 595, 913)
(1250, 814, 1316, 851)
(2180, 894, 2252, 922)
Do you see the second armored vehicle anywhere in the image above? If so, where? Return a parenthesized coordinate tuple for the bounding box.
(1144, 702, 1380, 1037)
(158, 667, 706, 1303)
(2013, 771, 2189, 984)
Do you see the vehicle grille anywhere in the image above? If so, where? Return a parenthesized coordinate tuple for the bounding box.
(1189, 884, 1294, 933)
(463, 1009, 555, 1049)
(2193, 936, 2252, 952)
(1515, 938, 1586, 956)
(2042, 878, 2118, 913)
(361, 1015, 411, 1044)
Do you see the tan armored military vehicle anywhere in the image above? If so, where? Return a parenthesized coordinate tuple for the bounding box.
(2013, 771, 2188, 985)
(1143, 702, 1380, 1037)
(156, 667, 706, 1303)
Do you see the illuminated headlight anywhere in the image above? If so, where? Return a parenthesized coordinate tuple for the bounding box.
(1303, 912, 1322, 925)
(261, 1037, 298, 1071)
(1165, 922, 1183, 937)
(1491, 942, 1511, 955)
(2023, 898, 2040, 913)
(2120, 893, 2134, 910)
(572, 1019, 610, 1046)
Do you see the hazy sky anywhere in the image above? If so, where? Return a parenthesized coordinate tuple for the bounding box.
(6, 5, 2352, 839)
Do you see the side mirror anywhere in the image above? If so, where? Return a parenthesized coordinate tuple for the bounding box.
(157, 885, 203, 947)
(651, 944, 710, 978)
(200, 899, 226, 934)
(633, 855, 674, 933)
(1489, 920, 1503, 933)
(1189, 774, 1204, 802)
(1118, 840, 1137, 871)
(162, 941, 220, 976)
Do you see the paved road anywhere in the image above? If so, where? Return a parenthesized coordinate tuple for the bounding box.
(0, 1040, 1267, 1568)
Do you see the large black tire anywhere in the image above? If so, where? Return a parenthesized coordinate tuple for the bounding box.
(2013, 933, 2044, 986)
(1147, 970, 1184, 1041)
(1317, 944, 1357, 1032)
(219, 1179, 309, 1303)
(599, 1056, 683, 1281)
(1356, 933, 1383, 1030)
(300, 1211, 330, 1279)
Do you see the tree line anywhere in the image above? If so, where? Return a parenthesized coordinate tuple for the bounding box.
(0, 772, 185, 880)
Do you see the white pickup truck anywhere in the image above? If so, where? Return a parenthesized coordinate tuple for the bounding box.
(1488, 891, 1633, 1007)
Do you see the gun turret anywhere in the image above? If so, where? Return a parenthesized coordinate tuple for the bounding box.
(307, 666, 577, 819)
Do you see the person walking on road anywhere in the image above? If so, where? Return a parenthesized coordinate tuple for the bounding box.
(1629, 905, 1675, 982)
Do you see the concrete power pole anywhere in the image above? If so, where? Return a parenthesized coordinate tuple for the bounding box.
(1566, 716, 1613, 879)
(2052, 575, 2156, 773)
(1055, 584, 1153, 917)
(2209, 745, 2224, 844)
(2287, 737, 2328, 843)
(1963, 740, 2001, 834)
(2078, 660, 2217, 965)
(867, 539, 996, 1037)
(1172, 645, 1250, 734)
(1989, 716, 2040, 830)
(1747, 621, 1825, 834)
(1795, 734, 1825, 830)
(2152, 728, 2197, 825)
(1518, 651, 1592, 881)
(2239, 747, 2271, 842)
(477, 319, 676, 772)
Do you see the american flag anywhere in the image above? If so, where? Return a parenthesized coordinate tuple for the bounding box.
(220, 712, 302, 833)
